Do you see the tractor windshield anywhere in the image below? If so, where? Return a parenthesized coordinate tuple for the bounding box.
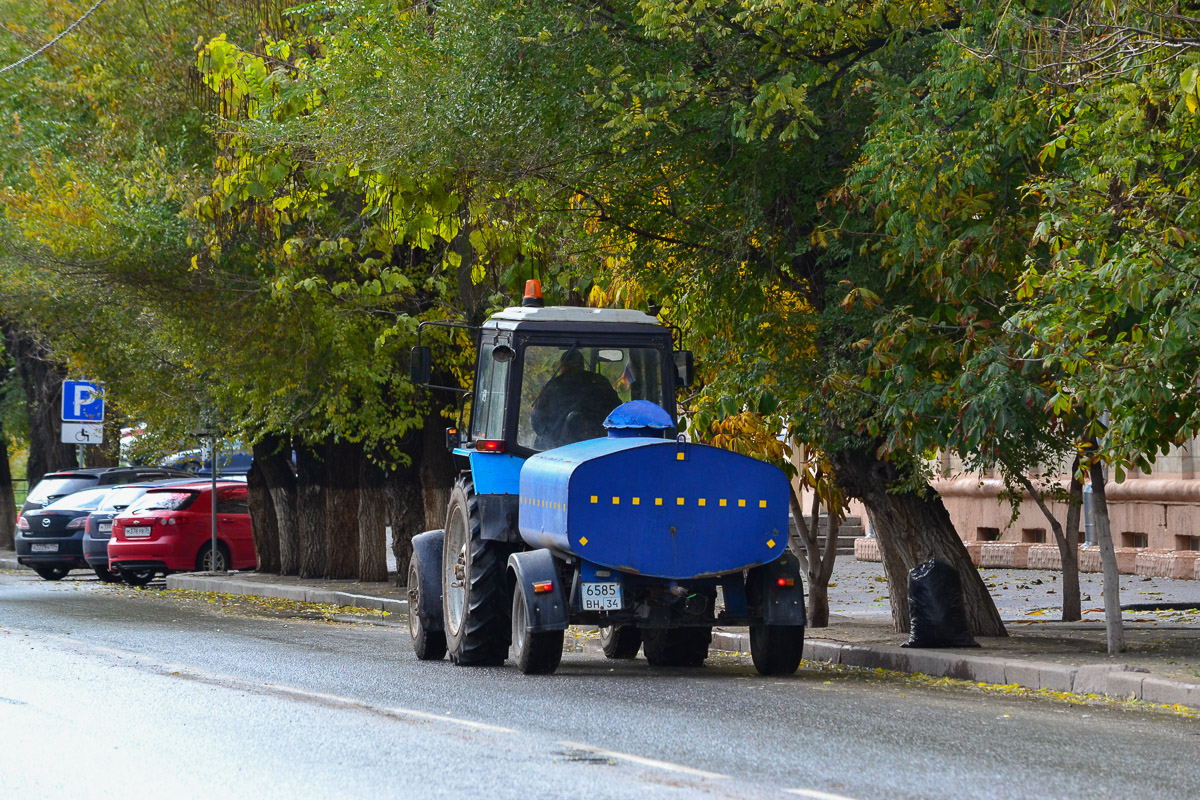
(517, 344, 664, 452)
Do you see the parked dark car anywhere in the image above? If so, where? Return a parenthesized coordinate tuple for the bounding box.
(15, 487, 115, 580)
(83, 479, 198, 583)
(159, 447, 253, 478)
(108, 482, 255, 586)
(21, 466, 195, 519)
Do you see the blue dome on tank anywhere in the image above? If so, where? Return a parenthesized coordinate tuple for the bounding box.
(603, 401, 676, 438)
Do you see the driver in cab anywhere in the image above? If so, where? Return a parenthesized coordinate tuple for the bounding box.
(531, 348, 621, 450)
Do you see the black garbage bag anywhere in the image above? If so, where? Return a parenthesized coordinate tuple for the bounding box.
(902, 559, 980, 648)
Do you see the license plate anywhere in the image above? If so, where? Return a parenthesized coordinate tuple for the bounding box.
(98, 523, 112, 534)
(30, 543, 58, 553)
(124, 526, 152, 538)
(580, 582, 623, 611)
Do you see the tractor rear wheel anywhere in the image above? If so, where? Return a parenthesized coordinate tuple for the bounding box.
(511, 585, 563, 674)
(599, 625, 641, 659)
(749, 624, 805, 675)
(642, 627, 710, 667)
(442, 477, 509, 666)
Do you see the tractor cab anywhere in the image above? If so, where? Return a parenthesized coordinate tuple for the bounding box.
(411, 281, 693, 460)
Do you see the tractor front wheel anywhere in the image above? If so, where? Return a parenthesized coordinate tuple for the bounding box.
(642, 627, 710, 667)
(599, 625, 641, 659)
(408, 553, 446, 661)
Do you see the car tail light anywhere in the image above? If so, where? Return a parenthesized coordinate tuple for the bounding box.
(16, 515, 28, 530)
(160, 516, 181, 526)
(66, 516, 88, 530)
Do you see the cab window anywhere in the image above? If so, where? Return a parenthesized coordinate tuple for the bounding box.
(471, 344, 509, 441)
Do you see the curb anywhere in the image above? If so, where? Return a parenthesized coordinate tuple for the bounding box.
(713, 630, 1200, 711)
(0, 555, 26, 571)
(164, 573, 409, 615)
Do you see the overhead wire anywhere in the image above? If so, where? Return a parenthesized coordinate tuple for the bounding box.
(0, 0, 110, 76)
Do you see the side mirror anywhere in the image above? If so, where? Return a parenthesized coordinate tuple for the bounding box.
(410, 346, 432, 385)
(673, 350, 694, 388)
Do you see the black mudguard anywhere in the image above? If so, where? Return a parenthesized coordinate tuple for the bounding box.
(507, 549, 569, 633)
(752, 552, 807, 626)
(411, 529, 445, 633)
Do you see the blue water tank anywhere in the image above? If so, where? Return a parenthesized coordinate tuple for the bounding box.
(518, 437, 790, 579)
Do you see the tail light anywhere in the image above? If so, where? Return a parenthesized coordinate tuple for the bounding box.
(66, 516, 88, 530)
(16, 515, 28, 530)
(160, 516, 181, 526)
(475, 439, 506, 453)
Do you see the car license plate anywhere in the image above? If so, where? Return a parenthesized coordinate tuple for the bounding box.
(98, 523, 112, 534)
(30, 543, 58, 553)
(580, 582, 622, 611)
(125, 526, 152, 538)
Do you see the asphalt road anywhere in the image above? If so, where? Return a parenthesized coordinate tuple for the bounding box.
(1, 571, 1197, 800)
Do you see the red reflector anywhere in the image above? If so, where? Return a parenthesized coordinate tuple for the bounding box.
(777, 578, 795, 588)
(476, 439, 506, 453)
(532, 581, 553, 594)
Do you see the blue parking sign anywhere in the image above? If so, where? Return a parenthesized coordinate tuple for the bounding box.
(62, 380, 105, 422)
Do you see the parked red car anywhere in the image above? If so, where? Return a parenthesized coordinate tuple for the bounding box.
(107, 482, 254, 586)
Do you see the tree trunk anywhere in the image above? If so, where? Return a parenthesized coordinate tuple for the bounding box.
(1018, 455, 1082, 622)
(246, 457, 279, 573)
(3, 323, 74, 486)
(358, 456, 389, 583)
(1089, 462, 1125, 654)
(386, 460, 425, 583)
(254, 435, 297, 575)
(787, 463, 840, 628)
(420, 408, 456, 530)
(323, 440, 360, 580)
(832, 444, 1006, 637)
(0, 430, 15, 548)
(1062, 465, 1083, 622)
(295, 442, 327, 579)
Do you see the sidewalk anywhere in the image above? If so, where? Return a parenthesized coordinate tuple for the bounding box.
(4, 549, 1198, 710)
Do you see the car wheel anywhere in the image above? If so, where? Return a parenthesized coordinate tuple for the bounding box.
(92, 566, 123, 583)
(196, 542, 230, 572)
(33, 566, 69, 581)
(120, 567, 156, 588)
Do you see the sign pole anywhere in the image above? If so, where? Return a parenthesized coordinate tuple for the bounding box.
(211, 434, 220, 572)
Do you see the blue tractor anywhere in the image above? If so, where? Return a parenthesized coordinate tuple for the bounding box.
(407, 283, 806, 675)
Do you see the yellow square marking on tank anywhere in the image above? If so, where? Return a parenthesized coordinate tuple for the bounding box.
(719, 499, 727, 507)
(676, 497, 685, 506)
(760, 500, 768, 508)
(632, 497, 640, 505)
(738, 499, 746, 507)
(612, 496, 620, 505)
(655, 498, 663, 506)
(767, 538, 776, 548)
(591, 495, 598, 504)
(579, 536, 588, 546)
(676, 452, 685, 461)
(698, 498, 706, 507)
